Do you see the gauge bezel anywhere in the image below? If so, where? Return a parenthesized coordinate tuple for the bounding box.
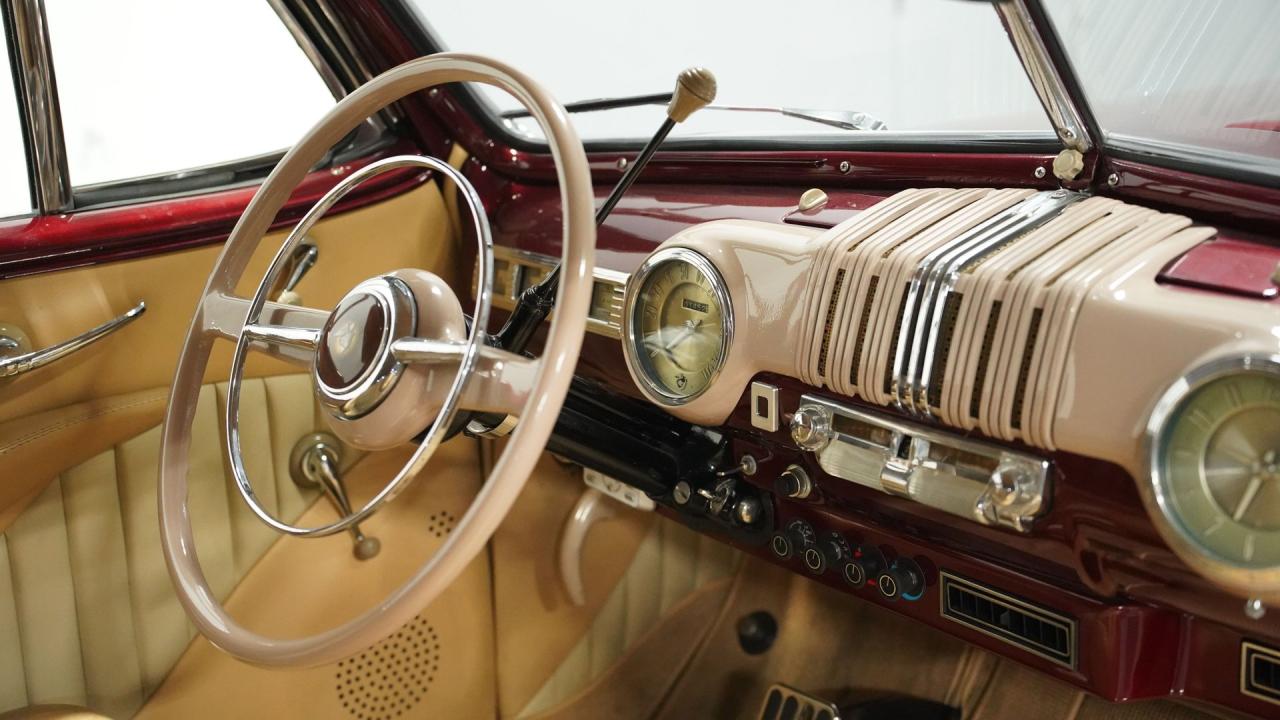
(1143, 352, 1280, 600)
(622, 246, 734, 406)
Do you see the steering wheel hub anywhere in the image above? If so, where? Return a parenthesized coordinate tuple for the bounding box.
(315, 276, 417, 419)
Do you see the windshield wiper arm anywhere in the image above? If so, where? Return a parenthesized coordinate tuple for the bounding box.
(708, 105, 888, 132)
(501, 92, 887, 131)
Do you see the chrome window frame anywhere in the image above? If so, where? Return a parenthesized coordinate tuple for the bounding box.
(0, 0, 376, 216)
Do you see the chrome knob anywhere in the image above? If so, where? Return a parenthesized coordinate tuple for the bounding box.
(774, 465, 813, 500)
(790, 405, 833, 451)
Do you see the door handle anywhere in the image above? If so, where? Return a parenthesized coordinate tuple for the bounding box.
(0, 301, 146, 379)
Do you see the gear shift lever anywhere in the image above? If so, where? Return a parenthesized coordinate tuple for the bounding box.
(290, 433, 381, 560)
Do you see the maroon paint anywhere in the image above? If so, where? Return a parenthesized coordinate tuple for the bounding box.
(0, 142, 431, 279)
(1102, 157, 1280, 237)
(1158, 236, 1280, 300)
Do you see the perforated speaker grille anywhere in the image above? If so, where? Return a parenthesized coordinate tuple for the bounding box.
(427, 510, 456, 538)
(335, 615, 441, 720)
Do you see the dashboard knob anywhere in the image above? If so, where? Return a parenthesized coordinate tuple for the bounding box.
(877, 558, 926, 602)
(790, 405, 834, 451)
(774, 464, 813, 499)
(842, 543, 886, 589)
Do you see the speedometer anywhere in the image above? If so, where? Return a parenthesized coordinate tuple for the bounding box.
(623, 247, 732, 405)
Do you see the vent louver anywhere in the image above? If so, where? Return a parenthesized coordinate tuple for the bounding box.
(940, 572, 1075, 668)
(1243, 641, 1280, 707)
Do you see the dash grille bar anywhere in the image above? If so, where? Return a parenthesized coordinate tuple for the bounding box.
(1243, 641, 1280, 707)
(940, 572, 1075, 668)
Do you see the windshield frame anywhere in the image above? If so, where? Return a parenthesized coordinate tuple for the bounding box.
(1033, 0, 1280, 189)
(384, 0, 1063, 157)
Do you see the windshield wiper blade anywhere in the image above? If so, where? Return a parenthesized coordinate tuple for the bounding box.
(501, 92, 672, 119)
(708, 105, 888, 132)
(501, 92, 888, 131)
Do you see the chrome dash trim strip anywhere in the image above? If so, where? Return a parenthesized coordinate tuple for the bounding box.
(486, 245, 628, 339)
(892, 189, 1081, 417)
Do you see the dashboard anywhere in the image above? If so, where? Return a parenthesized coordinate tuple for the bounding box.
(478, 182, 1280, 718)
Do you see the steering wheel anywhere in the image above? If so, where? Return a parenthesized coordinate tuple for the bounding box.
(158, 54, 595, 666)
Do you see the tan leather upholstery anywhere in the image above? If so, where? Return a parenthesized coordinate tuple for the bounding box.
(0, 184, 460, 528)
(134, 440, 495, 720)
(517, 517, 739, 717)
(0, 706, 109, 720)
(0, 376, 320, 718)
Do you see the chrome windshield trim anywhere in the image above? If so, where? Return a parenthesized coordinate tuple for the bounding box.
(995, 0, 1093, 154)
(3, 0, 71, 213)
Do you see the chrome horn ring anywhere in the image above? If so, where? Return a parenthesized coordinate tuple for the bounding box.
(224, 153, 494, 539)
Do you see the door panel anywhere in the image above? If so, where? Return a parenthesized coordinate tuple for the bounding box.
(0, 183, 460, 524)
(0, 182, 480, 718)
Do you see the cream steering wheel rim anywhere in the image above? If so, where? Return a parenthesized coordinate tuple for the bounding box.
(158, 53, 595, 666)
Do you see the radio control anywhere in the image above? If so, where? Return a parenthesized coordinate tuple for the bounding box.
(774, 465, 813, 499)
(878, 558, 925, 601)
(790, 405, 834, 451)
(843, 544, 886, 589)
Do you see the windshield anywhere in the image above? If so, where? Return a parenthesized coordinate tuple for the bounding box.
(409, 0, 1053, 144)
(1044, 0, 1280, 178)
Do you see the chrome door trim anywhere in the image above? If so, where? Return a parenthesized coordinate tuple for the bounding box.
(2, 0, 71, 213)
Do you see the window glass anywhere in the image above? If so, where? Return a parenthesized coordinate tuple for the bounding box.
(0, 29, 31, 217)
(409, 0, 1052, 142)
(45, 0, 337, 187)
(1045, 0, 1280, 175)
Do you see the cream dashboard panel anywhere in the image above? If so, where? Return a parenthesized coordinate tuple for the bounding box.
(618, 192, 1277, 476)
(619, 218, 822, 427)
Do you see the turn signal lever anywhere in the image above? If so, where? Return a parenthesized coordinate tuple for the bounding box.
(494, 67, 718, 353)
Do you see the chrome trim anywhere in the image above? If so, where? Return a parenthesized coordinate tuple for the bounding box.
(799, 393, 1050, 532)
(241, 320, 320, 352)
(940, 571, 1076, 669)
(1242, 641, 1280, 707)
(622, 246, 735, 407)
(484, 245, 628, 339)
(288, 432, 380, 560)
(266, 0, 347, 101)
(0, 301, 145, 378)
(3, 0, 71, 212)
(1142, 353, 1280, 600)
(313, 275, 417, 419)
(892, 189, 1080, 416)
(224, 154, 494, 539)
(995, 0, 1092, 154)
(750, 381, 780, 432)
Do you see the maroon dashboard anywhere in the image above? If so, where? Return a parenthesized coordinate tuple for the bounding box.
(462, 167, 1280, 719)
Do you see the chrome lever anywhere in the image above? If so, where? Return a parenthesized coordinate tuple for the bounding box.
(289, 433, 381, 560)
(272, 240, 318, 305)
(0, 301, 146, 379)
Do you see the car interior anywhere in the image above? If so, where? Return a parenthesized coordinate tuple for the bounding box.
(1, 1, 1280, 719)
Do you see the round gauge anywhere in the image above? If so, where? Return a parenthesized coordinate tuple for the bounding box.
(1146, 354, 1280, 597)
(623, 247, 732, 405)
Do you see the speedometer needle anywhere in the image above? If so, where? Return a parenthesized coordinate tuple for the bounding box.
(664, 318, 703, 351)
(643, 337, 688, 370)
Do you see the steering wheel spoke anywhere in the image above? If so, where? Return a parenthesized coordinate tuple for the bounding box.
(391, 337, 538, 416)
(202, 291, 326, 365)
